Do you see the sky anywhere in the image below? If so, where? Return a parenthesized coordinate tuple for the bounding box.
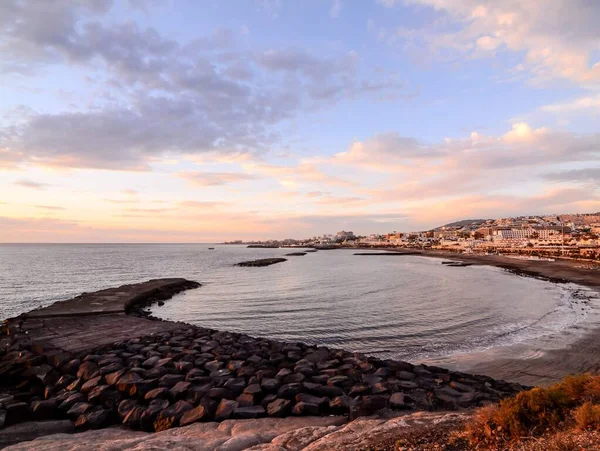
(0, 0, 599, 242)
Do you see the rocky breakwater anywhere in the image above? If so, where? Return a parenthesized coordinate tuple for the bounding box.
(237, 258, 287, 267)
(0, 279, 527, 446)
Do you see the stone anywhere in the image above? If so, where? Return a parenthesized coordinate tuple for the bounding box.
(99, 362, 123, 375)
(293, 402, 320, 416)
(215, 399, 238, 421)
(277, 383, 303, 399)
(66, 402, 93, 418)
(77, 362, 100, 380)
(153, 400, 193, 432)
(359, 395, 389, 415)
(58, 393, 85, 411)
(75, 408, 112, 429)
(275, 368, 292, 379)
(372, 382, 389, 395)
(349, 385, 370, 396)
(261, 378, 281, 393)
(208, 387, 235, 400)
(61, 359, 81, 375)
(329, 395, 358, 413)
(267, 398, 292, 417)
(169, 381, 191, 399)
(66, 378, 84, 391)
(223, 378, 246, 395)
(123, 405, 146, 429)
(145, 387, 170, 401)
(140, 399, 170, 431)
(87, 385, 113, 404)
(118, 399, 139, 420)
(159, 374, 185, 387)
(31, 400, 57, 420)
(233, 405, 265, 419)
(296, 393, 328, 408)
(390, 393, 410, 410)
(397, 371, 416, 381)
(179, 405, 208, 426)
(312, 385, 343, 398)
(5, 402, 30, 425)
(398, 381, 419, 390)
(105, 370, 126, 386)
(81, 376, 103, 394)
(142, 356, 160, 368)
(244, 384, 263, 397)
(437, 387, 461, 398)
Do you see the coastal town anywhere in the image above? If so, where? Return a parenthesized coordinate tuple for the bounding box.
(225, 213, 600, 262)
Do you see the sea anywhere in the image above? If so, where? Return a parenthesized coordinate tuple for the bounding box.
(1, 244, 598, 367)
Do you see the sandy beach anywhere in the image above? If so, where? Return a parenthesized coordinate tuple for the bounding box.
(410, 250, 600, 386)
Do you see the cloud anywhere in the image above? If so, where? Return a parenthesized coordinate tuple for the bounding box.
(376, 0, 600, 85)
(34, 205, 65, 211)
(14, 179, 51, 190)
(177, 171, 259, 187)
(544, 167, 600, 184)
(0, 1, 405, 170)
(540, 94, 600, 114)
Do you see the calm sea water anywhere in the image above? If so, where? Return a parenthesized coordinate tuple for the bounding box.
(1, 244, 596, 364)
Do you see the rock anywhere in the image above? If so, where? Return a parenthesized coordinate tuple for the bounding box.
(261, 378, 281, 393)
(145, 387, 170, 401)
(66, 378, 84, 391)
(437, 387, 461, 398)
(169, 381, 191, 399)
(398, 381, 419, 390)
(5, 402, 30, 425)
(61, 359, 81, 375)
(390, 393, 411, 410)
(77, 362, 100, 380)
(123, 404, 146, 429)
(349, 385, 370, 396)
(267, 398, 292, 417)
(277, 383, 303, 399)
(275, 368, 293, 379)
(140, 399, 170, 431)
(223, 378, 246, 395)
(233, 405, 265, 419)
(31, 400, 57, 420)
(81, 376, 103, 394)
(293, 402, 320, 416)
(159, 374, 185, 387)
(312, 385, 343, 398)
(118, 399, 139, 420)
(208, 387, 235, 400)
(296, 393, 328, 408)
(105, 370, 126, 386)
(179, 405, 208, 426)
(153, 400, 193, 432)
(215, 399, 238, 421)
(359, 395, 389, 415)
(397, 371, 416, 381)
(450, 381, 474, 393)
(329, 395, 358, 413)
(99, 362, 123, 375)
(75, 408, 112, 429)
(66, 402, 93, 418)
(372, 382, 389, 395)
(58, 393, 85, 411)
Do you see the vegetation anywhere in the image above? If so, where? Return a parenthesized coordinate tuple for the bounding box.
(465, 374, 600, 448)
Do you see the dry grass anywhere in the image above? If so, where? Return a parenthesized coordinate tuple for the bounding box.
(465, 374, 600, 448)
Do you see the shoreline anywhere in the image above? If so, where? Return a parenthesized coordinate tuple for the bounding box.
(374, 249, 600, 386)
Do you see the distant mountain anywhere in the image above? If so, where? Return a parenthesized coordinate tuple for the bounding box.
(437, 219, 489, 229)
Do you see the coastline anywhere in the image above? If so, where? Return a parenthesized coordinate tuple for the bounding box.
(398, 249, 600, 386)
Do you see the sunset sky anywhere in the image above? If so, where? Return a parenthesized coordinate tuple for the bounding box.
(1, 0, 599, 242)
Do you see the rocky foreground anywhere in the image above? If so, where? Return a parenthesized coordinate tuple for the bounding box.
(0, 278, 528, 447)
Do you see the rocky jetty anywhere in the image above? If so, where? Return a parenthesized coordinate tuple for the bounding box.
(284, 252, 306, 256)
(0, 324, 526, 436)
(0, 278, 528, 445)
(237, 258, 287, 267)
